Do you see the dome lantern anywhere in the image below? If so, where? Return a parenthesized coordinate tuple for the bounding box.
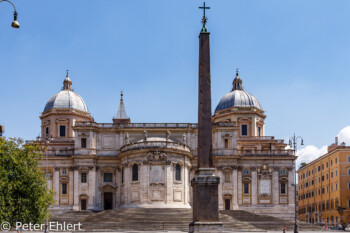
(232, 68, 243, 91)
(63, 70, 72, 91)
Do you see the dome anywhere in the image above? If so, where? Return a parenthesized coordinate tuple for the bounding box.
(44, 90, 89, 113)
(43, 73, 89, 113)
(215, 71, 262, 112)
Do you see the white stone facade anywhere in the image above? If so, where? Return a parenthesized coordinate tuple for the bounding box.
(35, 74, 297, 220)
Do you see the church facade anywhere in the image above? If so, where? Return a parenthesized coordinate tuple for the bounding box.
(36, 71, 296, 219)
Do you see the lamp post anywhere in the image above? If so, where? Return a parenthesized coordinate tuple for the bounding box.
(289, 134, 304, 233)
(37, 135, 53, 233)
(0, 0, 20, 28)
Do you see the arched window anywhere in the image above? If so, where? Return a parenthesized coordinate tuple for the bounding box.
(132, 164, 138, 181)
(175, 164, 181, 181)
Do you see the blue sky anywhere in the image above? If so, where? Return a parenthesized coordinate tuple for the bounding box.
(1, 0, 350, 155)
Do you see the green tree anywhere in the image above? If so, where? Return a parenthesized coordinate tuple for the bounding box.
(0, 137, 53, 225)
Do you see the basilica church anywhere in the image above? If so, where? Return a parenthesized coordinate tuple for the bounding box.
(36, 68, 296, 220)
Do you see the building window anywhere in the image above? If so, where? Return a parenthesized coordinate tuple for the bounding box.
(175, 164, 181, 181)
(258, 127, 261, 137)
(331, 171, 333, 178)
(336, 169, 338, 176)
(326, 162, 328, 168)
(279, 169, 288, 176)
(336, 183, 338, 190)
(59, 125, 66, 137)
(81, 138, 87, 148)
(331, 160, 333, 166)
(348, 156, 350, 162)
(45, 127, 49, 137)
(318, 166, 320, 172)
(62, 183, 67, 194)
(322, 176, 324, 181)
(225, 171, 231, 182)
(132, 164, 138, 181)
(243, 183, 250, 194)
(121, 169, 124, 184)
(348, 169, 350, 176)
(241, 125, 248, 136)
(322, 164, 324, 170)
(224, 139, 229, 149)
(280, 183, 286, 194)
(335, 158, 338, 164)
(81, 172, 87, 183)
(62, 168, 67, 175)
(326, 173, 328, 179)
(243, 169, 249, 175)
(104, 173, 113, 182)
(322, 188, 325, 194)
(348, 182, 350, 189)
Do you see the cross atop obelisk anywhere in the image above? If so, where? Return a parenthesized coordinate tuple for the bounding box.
(199, 2, 210, 32)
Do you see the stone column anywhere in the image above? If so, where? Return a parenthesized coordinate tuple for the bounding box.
(288, 169, 295, 205)
(251, 170, 258, 205)
(73, 167, 79, 210)
(88, 167, 96, 209)
(141, 165, 148, 205)
(53, 167, 60, 206)
(232, 168, 238, 209)
(166, 165, 172, 203)
(273, 170, 279, 205)
(238, 170, 242, 205)
(69, 168, 74, 206)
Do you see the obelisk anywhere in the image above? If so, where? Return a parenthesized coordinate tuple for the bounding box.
(189, 3, 223, 233)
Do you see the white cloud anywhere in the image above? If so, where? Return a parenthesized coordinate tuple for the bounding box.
(337, 126, 350, 145)
(295, 125, 350, 169)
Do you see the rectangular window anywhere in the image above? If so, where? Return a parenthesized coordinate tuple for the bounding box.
(258, 127, 261, 137)
(348, 156, 350, 162)
(331, 160, 333, 166)
(322, 188, 325, 194)
(348, 182, 350, 189)
(348, 169, 350, 176)
(335, 158, 338, 164)
(322, 164, 324, 170)
(45, 127, 49, 137)
(241, 125, 248, 136)
(331, 171, 333, 178)
(60, 125, 66, 137)
(243, 183, 249, 194)
(280, 183, 286, 194)
(104, 173, 113, 182)
(81, 138, 87, 148)
(326, 162, 328, 168)
(121, 169, 124, 184)
(62, 183, 67, 194)
(81, 173, 87, 183)
(336, 169, 338, 176)
(224, 139, 229, 149)
(318, 166, 320, 172)
(62, 168, 67, 175)
(322, 176, 324, 181)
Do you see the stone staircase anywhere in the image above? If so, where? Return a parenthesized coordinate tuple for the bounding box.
(50, 208, 324, 232)
(220, 210, 325, 232)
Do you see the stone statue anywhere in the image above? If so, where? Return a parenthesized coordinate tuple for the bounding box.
(143, 130, 147, 141)
(183, 133, 187, 144)
(125, 133, 129, 144)
(166, 130, 171, 140)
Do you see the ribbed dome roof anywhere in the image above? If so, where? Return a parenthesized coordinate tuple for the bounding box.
(43, 73, 89, 113)
(215, 89, 262, 112)
(44, 90, 89, 113)
(215, 71, 262, 112)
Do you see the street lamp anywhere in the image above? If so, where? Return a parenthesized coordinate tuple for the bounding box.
(289, 133, 304, 233)
(37, 135, 53, 233)
(0, 0, 20, 28)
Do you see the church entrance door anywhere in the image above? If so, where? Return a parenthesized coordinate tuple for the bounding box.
(81, 199, 87, 210)
(104, 192, 113, 210)
(224, 199, 231, 210)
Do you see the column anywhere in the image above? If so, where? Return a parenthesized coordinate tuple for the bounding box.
(141, 165, 148, 204)
(232, 168, 238, 209)
(69, 168, 74, 206)
(166, 165, 172, 203)
(273, 170, 279, 205)
(252, 170, 258, 205)
(238, 170, 242, 205)
(53, 167, 60, 206)
(288, 169, 295, 205)
(88, 167, 96, 209)
(218, 170, 223, 209)
(73, 168, 79, 210)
